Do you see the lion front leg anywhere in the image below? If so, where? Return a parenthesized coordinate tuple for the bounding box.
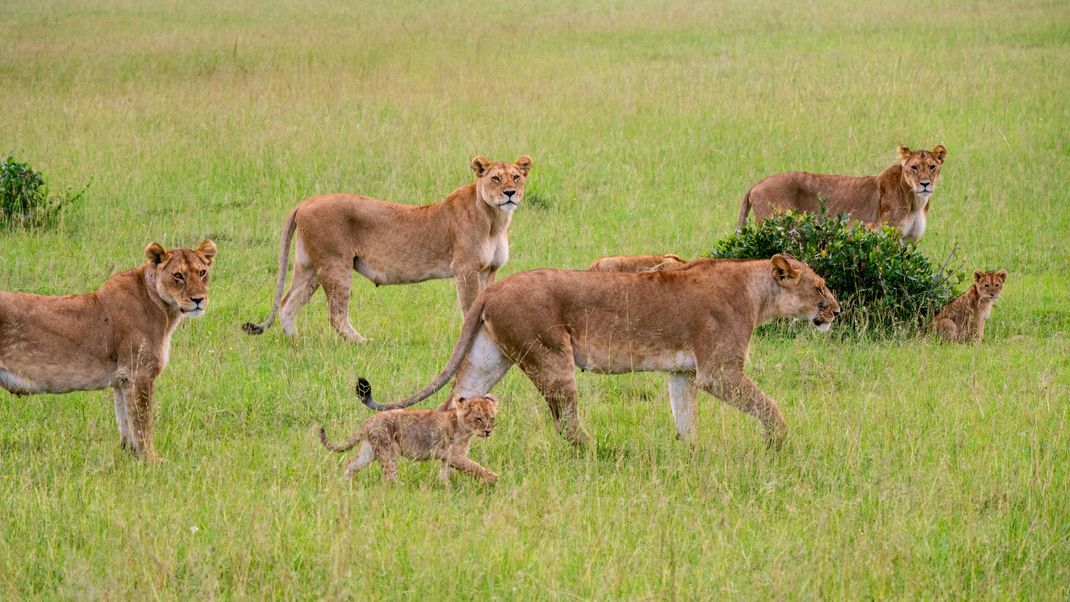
(697, 364, 787, 449)
(453, 265, 483, 314)
(111, 385, 135, 451)
(668, 373, 698, 442)
(447, 455, 498, 485)
(120, 375, 160, 461)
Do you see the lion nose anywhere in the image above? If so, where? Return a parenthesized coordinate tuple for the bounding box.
(504, 189, 516, 198)
(919, 180, 931, 188)
(190, 296, 205, 305)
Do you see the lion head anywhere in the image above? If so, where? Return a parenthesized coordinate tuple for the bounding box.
(898, 145, 947, 201)
(973, 269, 1007, 302)
(144, 240, 217, 318)
(769, 254, 841, 332)
(455, 394, 500, 438)
(471, 155, 532, 213)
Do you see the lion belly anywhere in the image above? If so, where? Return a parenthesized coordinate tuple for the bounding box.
(573, 344, 696, 375)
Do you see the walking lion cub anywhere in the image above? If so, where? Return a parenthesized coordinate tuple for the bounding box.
(318, 378, 500, 485)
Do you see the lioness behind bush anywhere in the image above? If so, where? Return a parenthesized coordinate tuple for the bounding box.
(739, 145, 947, 242)
(243, 155, 531, 342)
(0, 240, 217, 460)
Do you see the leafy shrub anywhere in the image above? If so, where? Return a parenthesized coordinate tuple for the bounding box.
(0, 154, 82, 230)
(707, 209, 962, 337)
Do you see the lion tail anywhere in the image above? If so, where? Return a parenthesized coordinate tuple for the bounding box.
(737, 188, 752, 230)
(318, 424, 366, 453)
(358, 296, 488, 411)
(242, 207, 299, 335)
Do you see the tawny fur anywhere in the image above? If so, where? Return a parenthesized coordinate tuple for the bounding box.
(0, 240, 217, 461)
(932, 269, 1007, 343)
(242, 155, 532, 343)
(359, 255, 840, 449)
(320, 384, 499, 485)
(588, 253, 688, 273)
(739, 145, 947, 242)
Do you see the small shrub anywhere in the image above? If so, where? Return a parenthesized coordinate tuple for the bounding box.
(707, 209, 962, 337)
(0, 154, 83, 230)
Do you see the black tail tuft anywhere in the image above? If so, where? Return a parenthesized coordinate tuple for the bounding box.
(356, 378, 374, 406)
(242, 322, 265, 335)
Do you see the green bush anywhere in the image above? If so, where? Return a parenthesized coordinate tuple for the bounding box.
(708, 209, 962, 337)
(0, 154, 82, 230)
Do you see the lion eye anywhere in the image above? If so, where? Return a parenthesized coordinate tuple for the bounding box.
(513, 175, 520, 182)
(930, 164, 937, 170)
(173, 273, 185, 283)
(491, 176, 501, 183)
(911, 165, 918, 171)
(199, 270, 207, 278)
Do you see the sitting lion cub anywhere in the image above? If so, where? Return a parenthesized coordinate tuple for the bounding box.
(318, 378, 499, 485)
(932, 269, 1007, 343)
(588, 253, 687, 273)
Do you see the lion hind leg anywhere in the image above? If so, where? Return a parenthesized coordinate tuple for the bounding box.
(343, 441, 376, 479)
(440, 328, 512, 410)
(279, 259, 319, 338)
(520, 348, 592, 449)
(319, 263, 366, 344)
(668, 373, 698, 442)
(934, 318, 959, 342)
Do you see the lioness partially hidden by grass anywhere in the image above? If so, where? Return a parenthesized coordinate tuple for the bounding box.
(0, 240, 217, 460)
(243, 155, 531, 342)
(932, 269, 1007, 343)
(319, 379, 499, 485)
(739, 145, 947, 242)
(358, 255, 840, 449)
(588, 253, 688, 273)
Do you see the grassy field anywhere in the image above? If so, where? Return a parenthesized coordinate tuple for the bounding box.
(2, 0, 1069, 598)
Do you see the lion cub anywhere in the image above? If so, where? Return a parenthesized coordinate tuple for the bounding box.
(318, 378, 499, 485)
(932, 269, 1007, 343)
(588, 253, 687, 273)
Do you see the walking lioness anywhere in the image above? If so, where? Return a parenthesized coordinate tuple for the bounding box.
(242, 155, 532, 342)
(738, 145, 947, 242)
(359, 255, 840, 448)
(0, 240, 217, 460)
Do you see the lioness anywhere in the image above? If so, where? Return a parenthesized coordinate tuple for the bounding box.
(242, 155, 532, 342)
(319, 379, 499, 485)
(588, 253, 687, 273)
(738, 145, 947, 242)
(932, 269, 1007, 343)
(0, 240, 217, 460)
(359, 255, 840, 448)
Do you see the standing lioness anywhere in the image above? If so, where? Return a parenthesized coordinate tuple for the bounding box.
(359, 255, 840, 448)
(243, 155, 532, 342)
(739, 145, 947, 242)
(0, 240, 217, 460)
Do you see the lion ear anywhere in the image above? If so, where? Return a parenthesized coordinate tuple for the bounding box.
(483, 394, 500, 414)
(195, 239, 217, 265)
(897, 146, 912, 162)
(145, 243, 169, 265)
(771, 254, 801, 287)
(995, 269, 1007, 283)
(973, 269, 984, 283)
(515, 155, 532, 177)
(931, 145, 947, 163)
(470, 156, 492, 178)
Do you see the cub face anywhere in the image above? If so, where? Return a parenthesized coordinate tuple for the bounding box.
(145, 240, 217, 318)
(973, 269, 1007, 302)
(898, 144, 947, 201)
(471, 155, 532, 214)
(770, 254, 841, 332)
(456, 394, 500, 438)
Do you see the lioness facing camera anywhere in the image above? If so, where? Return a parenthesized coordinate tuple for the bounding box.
(0, 240, 217, 460)
(739, 145, 947, 242)
(243, 155, 532, 342)
(359, 255, 840, 449)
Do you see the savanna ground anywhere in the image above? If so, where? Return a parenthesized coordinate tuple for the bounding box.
(2, 0, 1069, 598)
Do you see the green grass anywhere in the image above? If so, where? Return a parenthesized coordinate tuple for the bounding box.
(2, 0, 1069, 598)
